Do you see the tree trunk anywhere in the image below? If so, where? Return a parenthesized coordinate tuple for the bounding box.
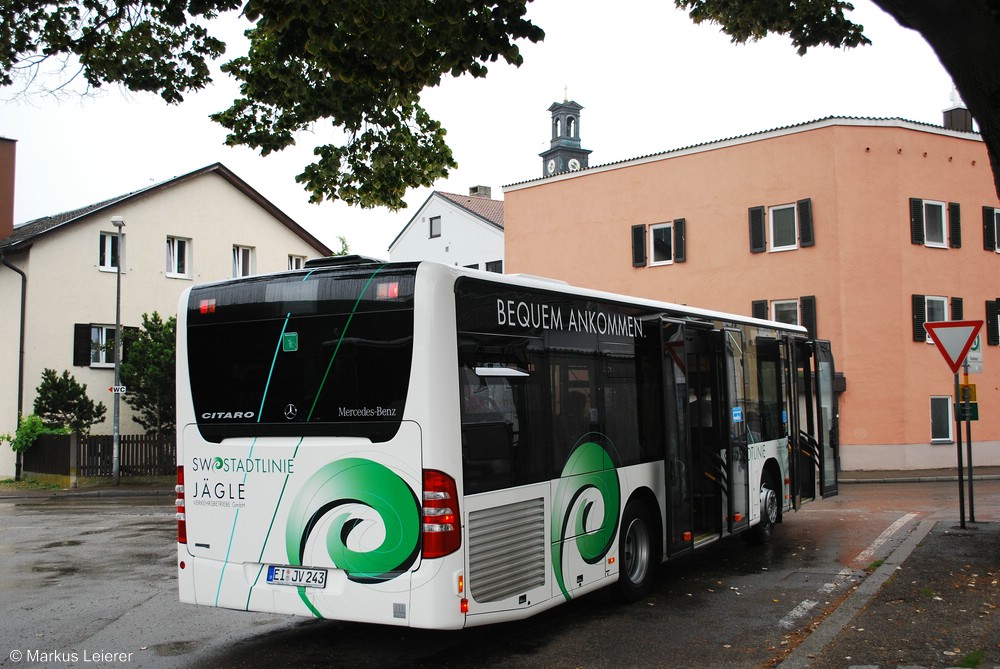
(871, 0, 1000, 199)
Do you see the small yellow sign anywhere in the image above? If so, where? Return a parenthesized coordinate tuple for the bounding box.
(960, 383, 977, 402)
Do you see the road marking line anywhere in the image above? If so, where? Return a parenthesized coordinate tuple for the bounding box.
(780, 599, 819, 629)
(781, 514, 917, 631)
(854, 512, 917, 565)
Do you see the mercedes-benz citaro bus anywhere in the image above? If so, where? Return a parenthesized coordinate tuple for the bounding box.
(176, 256, 839, 629)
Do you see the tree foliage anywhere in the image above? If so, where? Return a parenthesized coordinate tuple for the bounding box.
(33, 369, 107, 435)
(0, 414, 68, 454)
(0, 0, 543, 210)
(4, 0, 1000, 204)
(676, 0, 871, 54)
(120, 311, 176, 436)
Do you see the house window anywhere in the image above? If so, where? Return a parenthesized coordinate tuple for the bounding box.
(930, 396, 953, 442)
(769, 204, 798, 251)
(99, 231, 123, 271)
(288, 255, 306, 270)
(923, 295, 947, 343)
(911, 198, 961, 248)
(749, 199, 814, 253)
(166, 236, 191, 277)
(994, 209, 1000, 252)
(650, 223, 673, 265)
(233, 245, 254, 277)
(771, 300, 799, 326)
(912, 294, 963, 342)
(429, 216, 441, 239)
(752, 296, 817, 338)
(485, 260, 503, 274)
(924, 200, 946, 247)
(634, 219, 686, 267)
(91, 325, 116, 367)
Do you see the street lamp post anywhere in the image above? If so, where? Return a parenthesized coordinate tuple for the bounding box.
(111, 216, 125, 486)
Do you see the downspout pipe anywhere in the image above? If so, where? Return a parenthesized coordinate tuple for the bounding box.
(1, 249, 26, 480)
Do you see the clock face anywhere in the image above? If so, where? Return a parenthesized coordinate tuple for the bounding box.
(568, 158, 581, 171)
(546, 159, 556, 174)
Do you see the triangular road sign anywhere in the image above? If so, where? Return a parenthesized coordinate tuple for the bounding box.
(924, 320, 983, 374)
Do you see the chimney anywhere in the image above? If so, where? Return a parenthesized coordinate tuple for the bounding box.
(0, 138, 14, 240)
(943, 87, 974, 132)
(469, 185, 492, 199)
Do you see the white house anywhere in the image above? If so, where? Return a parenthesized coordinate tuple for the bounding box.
(388, 187, 504, 271)
(0, 161, 332, 477)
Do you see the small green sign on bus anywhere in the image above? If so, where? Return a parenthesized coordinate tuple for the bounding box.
(282, 332, 299, 352)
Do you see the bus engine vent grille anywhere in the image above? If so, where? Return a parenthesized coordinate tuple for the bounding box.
(468, 497, 546, 603)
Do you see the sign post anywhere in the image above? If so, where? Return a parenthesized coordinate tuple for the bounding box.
(924, 320, 983, 529)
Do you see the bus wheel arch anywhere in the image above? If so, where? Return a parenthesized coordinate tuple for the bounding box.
(615, 490, 660, 602)
(746, 461, 781, 545)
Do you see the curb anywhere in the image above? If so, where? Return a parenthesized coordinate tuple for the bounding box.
(777, 517, 936, 669)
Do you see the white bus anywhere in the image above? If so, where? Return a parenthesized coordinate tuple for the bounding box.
(175, 257, 839, 629)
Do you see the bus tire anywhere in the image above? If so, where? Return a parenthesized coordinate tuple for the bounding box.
(746, 472, 778, 545)
(616, 499, 656, 602)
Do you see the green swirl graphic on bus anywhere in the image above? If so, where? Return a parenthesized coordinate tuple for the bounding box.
(551, 440, 621, 600)
(285, 459, 420, 583)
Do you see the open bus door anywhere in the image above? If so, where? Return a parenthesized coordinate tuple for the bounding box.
(658, 319, 693, 557)
(662, 321, 751, 551)
(722, 328, 751, 532)
(792, 339, 839, 504)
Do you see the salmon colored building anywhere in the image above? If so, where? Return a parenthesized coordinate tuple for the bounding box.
(504, 110, 1000, 472)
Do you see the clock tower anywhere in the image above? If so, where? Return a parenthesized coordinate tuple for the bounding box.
(539, 99, 592, 177)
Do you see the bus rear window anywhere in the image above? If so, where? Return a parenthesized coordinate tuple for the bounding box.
(186, 267, 415, 442)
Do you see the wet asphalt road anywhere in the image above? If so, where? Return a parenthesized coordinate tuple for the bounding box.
(0, 480, 996, 669)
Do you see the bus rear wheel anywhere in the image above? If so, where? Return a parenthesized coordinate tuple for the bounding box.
(746, 472, 778, 545)
(616, 500, 656, 602)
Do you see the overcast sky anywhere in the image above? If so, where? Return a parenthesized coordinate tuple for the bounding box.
(2, 0, 956, 258)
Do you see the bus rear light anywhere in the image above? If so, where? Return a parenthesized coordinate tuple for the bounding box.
(421, 469, 461, 559)
(376, 281, 400, 300)
(176, 466, 187, 545)
(460, 598, 469, 614)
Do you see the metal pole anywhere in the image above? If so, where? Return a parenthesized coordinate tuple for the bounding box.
(963, 360, 975, 523)
(111, 216, 125, 486)
(953, 372, 965, 529)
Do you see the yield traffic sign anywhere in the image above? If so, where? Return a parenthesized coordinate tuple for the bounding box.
(924, 320, 983, 374)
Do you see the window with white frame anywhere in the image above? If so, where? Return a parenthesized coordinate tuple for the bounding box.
(233, 245, 254, 277)
(922, 200, 947, 248)
(288, 255, 306, 270)
(166, 236, 192, 277)
(650, 222, 674, 265)
(994, 209, 1000, 253)
(99, 231, 123, 271)
(924, 295, 947, 342)
(769, 204, 797, 251)
(429, 216, 441, 239)
(771, 300, 799, 326)
(91, 325, 117, 367)
(930, 396, 953, 442)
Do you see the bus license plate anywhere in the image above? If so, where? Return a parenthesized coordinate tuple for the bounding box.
(266, 565, 328, 589)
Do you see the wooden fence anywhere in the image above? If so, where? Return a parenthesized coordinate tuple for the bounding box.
(22, 433, 176, 478)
